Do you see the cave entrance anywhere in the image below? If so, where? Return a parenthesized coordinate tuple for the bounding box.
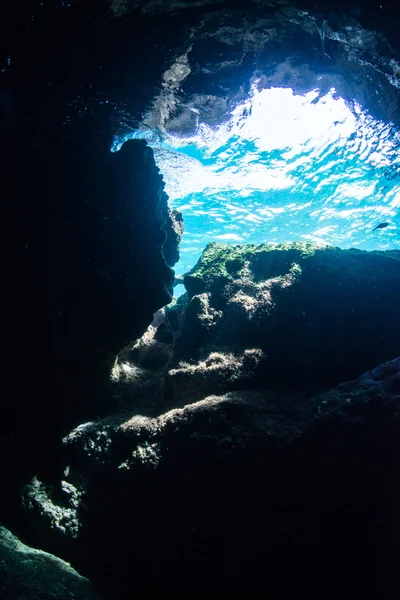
(113, 82, 400, 296)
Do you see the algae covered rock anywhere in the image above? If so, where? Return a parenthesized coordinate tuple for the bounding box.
(177, 242, 400, 389)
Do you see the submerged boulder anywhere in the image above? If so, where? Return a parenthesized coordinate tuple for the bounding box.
(174, 242, 400, 391)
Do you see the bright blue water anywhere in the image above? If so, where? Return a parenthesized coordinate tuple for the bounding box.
(113, 86, 400, 282)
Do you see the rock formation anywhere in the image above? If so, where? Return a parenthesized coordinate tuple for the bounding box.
(20, 243, 400, 599)
(1, 1, 399, 599)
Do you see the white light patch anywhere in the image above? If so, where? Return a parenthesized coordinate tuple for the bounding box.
(390, 189, 400, 209)
(229, 87, 354, 154)
(332, 181, 378, 201)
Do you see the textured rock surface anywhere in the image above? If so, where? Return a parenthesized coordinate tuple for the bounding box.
(175, 243, 400, 390)
(0, 526, 99, 600)
(23, 357, 400, 598)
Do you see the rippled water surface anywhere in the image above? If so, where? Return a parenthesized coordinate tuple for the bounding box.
(114, 85, 400, 277)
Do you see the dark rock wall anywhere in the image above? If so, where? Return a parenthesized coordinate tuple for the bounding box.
(1, 1, 184, 534)
(49, 137, 174, 360)
(22, 357, 400, 600)
(2, 122, 180, 528)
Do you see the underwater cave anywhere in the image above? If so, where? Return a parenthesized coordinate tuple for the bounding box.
(2, 1, 400, 599)
(116, 83, 399, 289)
(108, 7, 400, 306)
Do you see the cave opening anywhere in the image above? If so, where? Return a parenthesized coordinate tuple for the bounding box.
(113, 81, 399, 298)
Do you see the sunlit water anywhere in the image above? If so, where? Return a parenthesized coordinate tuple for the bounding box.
(113, 85, 400, 280)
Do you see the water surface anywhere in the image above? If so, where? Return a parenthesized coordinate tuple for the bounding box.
(114, 85, 400, 278)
